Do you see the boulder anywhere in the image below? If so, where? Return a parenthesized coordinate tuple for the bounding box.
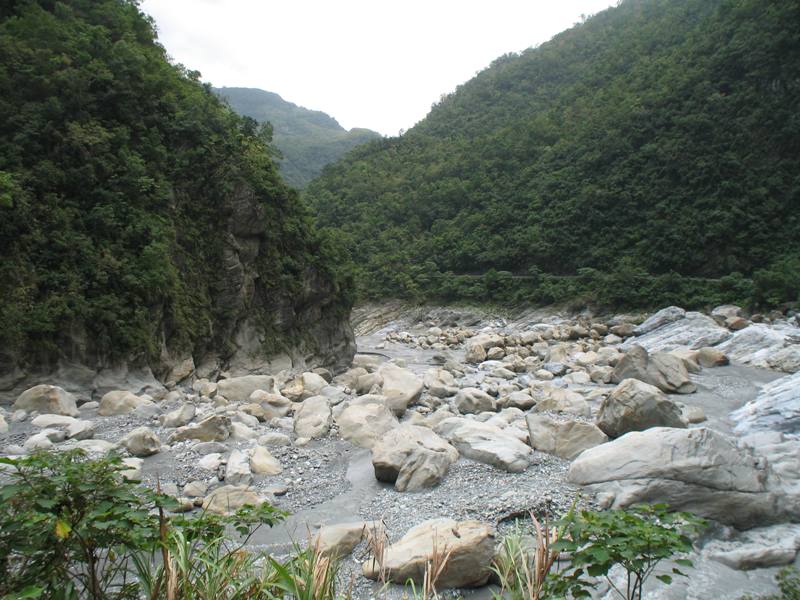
(378, 363, 423, 416)
(533, 389, 591, 418)
(731, 371, 800, 436)
(224, 449, 252, 486)
(293, 395, 331, 439)
(568, 427, 795, 528)
(202, 485, 264, 515)
(160, 403, 196, 428)
(355, 372, 383, 395)
(465, 343, 487, 364)
(622, 312, 731, 352)
(98, 390, 147, 416)
(695, 347, 730, 368)
(498, 390, 535, 410)
(767, 346, 800, 374)
(250, 446, 282, 475)
(31, 414, 77, 428)
(362, 519, 496, 588)
(169, 415, 231, 443)
(371, 425, 458, 491)
(612, 345, 696, 394)
(435, 418, 532, 472)
(335, 402, 398, 449)
(424, 368, 459, 398)
(14, 385, 78, 417)
(597, 379, 686, 438)
(216, 375, 275, 403)
(633, 306, 686, 335)
(0, 414, 7, 434)
(313, 521, 382, 559)
(704, 524, 800, 571)
(250, 390, 292, 419)
(525, 414, 608, 460)
(120, 427, 161, 457)
(454, 388, 496, 414)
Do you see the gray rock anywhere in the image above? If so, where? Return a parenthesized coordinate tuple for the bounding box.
(224, 449, 252, 486)
(454, 388, 496, 414)
(161, 403, 196, 428)
(313, 521, 382, 559)
(216, 375, 275, 403)
(120, 427, 161, 457)
(612, 345, 696, 394)
(435, 417, 532, 472)
(98, 390, 148, 416)
(335, 402, 398, 449)
(622, 312, 731, 352)
(169, 415, 231, 443)
(378, 363, 423, 416)
(533, 389, 591, 418)
(14, 385, 79, 417)
(202, 485, 264, 515)
(731, 371, 800, 436)
(568, 427, 795, 528)
(634, 306, 686, 335)
(362, 519, 496, 588)
(597, 378, 686, 438)
(526, 414, 608, 460)
(293, 395, 331, 439)
(371, 425, 458, 491)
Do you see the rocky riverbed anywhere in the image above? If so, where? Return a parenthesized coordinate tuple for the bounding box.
(1, 303, 799, 599)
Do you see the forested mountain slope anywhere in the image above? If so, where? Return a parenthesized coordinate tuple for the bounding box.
(0, 0, 354, 393)
(306, 0, 800, 309)
(216, 87, 380, 188)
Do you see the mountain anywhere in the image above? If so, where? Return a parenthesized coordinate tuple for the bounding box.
(0, 0, 355, 399)
(215, 87, 381, 188)
(306, 0, 800, 310)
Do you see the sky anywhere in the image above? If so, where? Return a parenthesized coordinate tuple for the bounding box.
(139, 0, 618, 136)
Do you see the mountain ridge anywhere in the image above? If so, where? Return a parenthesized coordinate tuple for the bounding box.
(215, 86, 381, 188)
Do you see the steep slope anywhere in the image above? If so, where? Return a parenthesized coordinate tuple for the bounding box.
(306, 0, 800, 309)
(0, 0, 355, 399)
(215, 87, 381, 188)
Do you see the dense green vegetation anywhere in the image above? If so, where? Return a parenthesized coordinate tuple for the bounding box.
(306, 0, 800, 310)
(0, 0, 352, 370)
(216, 87, 380, 189)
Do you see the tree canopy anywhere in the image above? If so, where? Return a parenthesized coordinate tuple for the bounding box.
(306, 0, 800, 310)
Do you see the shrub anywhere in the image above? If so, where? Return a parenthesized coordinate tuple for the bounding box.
(551, 504, 706, 600)
(0, 450, 283, 599)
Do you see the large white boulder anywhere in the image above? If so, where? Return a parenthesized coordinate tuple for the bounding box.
(568, 427, 795, 528)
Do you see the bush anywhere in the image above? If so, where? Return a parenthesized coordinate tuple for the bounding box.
(0, 450, 284, 599)
(551, 504, 706, 600)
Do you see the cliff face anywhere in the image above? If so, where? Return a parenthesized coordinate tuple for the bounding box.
(0, 178, 355, 403)
(0, 1, 355, 403)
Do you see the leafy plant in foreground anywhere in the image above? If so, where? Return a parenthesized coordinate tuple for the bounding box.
(0, 450, 284, 600)
(551, 504, 706, 600)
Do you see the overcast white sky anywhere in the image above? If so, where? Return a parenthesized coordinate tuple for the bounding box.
(139, 0, 617, 136)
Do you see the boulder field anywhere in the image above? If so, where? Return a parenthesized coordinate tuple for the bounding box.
(1, 303, 798, 597)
